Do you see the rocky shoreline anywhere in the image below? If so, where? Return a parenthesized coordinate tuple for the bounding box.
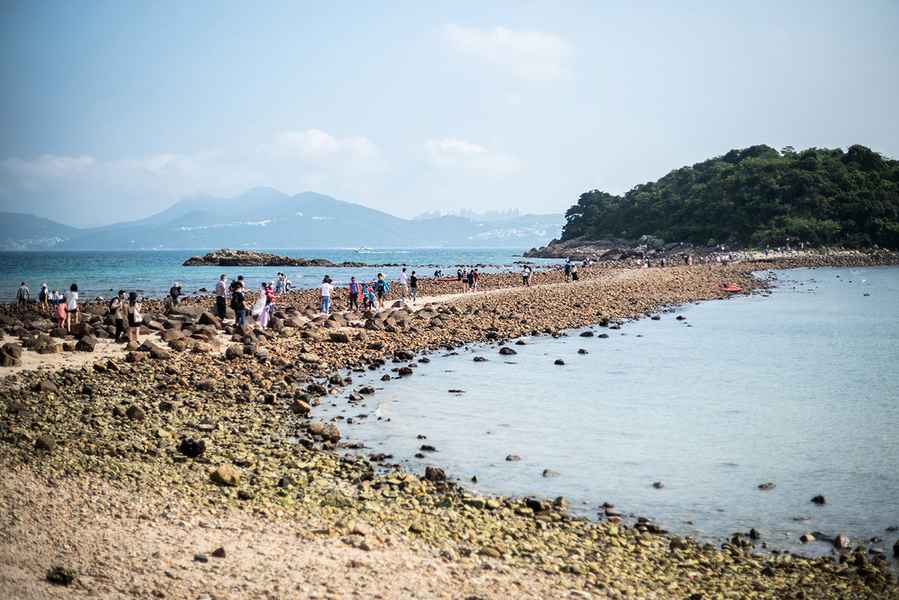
(1, 257, 898, 598)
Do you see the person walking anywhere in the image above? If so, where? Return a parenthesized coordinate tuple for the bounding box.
(348, 276, 360, 311)
(399, 267, 408, 299)
(110, 290, 127, 342)
(457, 268, 465, 292)
(466, 268, 474, 293)
(571, 262, 579, 281)
(375, 273, 389, 309)
(472, 268, 479, 291)
(230, 282, 247, 326)
(64, 283, 79, 332)
(38, 283, 49, 313)
(127, 292, 143, 343)
(215, 274, 228, 320)
(320, 276, 334, 314)
(252, 282, 269, 327)
(16, 282, 31, 308)
(409, 270, 418, 304)
(564, 258, 572, 281)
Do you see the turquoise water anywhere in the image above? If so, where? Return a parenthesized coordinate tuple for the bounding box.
(0, 248, 556, 301)
(319, 266, 899, 558)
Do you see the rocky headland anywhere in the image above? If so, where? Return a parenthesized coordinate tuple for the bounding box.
(1, 257, 897, 598)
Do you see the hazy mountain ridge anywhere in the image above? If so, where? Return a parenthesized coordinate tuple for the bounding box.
(0, 189, 563, 250)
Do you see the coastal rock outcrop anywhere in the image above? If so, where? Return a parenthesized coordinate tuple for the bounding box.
(182, 248, 367, 268)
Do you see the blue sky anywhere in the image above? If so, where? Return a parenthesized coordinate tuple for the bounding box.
(2, 1, 898, 226)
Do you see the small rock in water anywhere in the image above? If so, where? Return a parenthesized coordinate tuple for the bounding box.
(498, 347, 517, 356)
(800, 532, 815, 543)
(811, 494, 826, 505)
(758, 482, 776, 491)
(554, 359, 565, 365)
(380, 374, 391, 381)
(505, 454, 521, 462)
(473, 356, 488, 362)
(893, 539, 899, 557)
(749, 528, 761, 540)
(676, 315, 686, 321)
(577, 348, 588, 354)
(579, 331, 594, 337)
(652, 481, 664, 489)
(542, 469, 560, 478)
(420, 444, 437, 452)
(424, 466, 446, 482)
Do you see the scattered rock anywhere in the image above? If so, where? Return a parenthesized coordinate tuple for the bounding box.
(34, 434, 55, 453)
(505, 454, 521, 462)
(498, 347, 517, 356)
(125, 405, 146, 421)
(193, 553, 209, 563)
(757, 482, 776, 491)
(800, 532, 815, 543)
(178, 438, 206, 458)
(46, 566, 76, 586)
(210, 464, 241, 487)
(554, 359, 565, 365)
(211, 547, 226, 558)
(542, 469, 560, 478)
(652, 481, 664, 489)
(811, 495, 826, 505)
(424, 466, 446, 482)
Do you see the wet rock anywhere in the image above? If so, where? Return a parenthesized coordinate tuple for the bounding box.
(542, 469, 560, 478)
(380, 374, 391, 381)
(498, 347, 517, 356)
(554, 359, 565, 365)
(46, 566, 76, 586)
(514, 340, 527, 345)
(800, 532, 815, 543)
(75, 335, 99, 352)
(757, 482, 776, 491)
(651, 315, 661, 320)
(652, 481, 664, 489)
(424, 466, 446, 482)
(178, 437, 206, 458)
(323, 423, 341, 442)
(893, 539, 899, 558)
(579, 331, 594, 337)
(811, 494, 826, 505)
(397, 366, 413, 377)
(210, 464, 241, 487)
(225, 345, 244, 360)
(749, 528, 761, 540)
(505, 454, 521, 462)
(577, 348, 588, 354)
(676, 315, 687, 321)
(329, 332, 350, 343)
(473, 356, 488, 362)
(448, 389, 464, 394)
(420, 444, 437, 452)
(359, 386, 375, 395)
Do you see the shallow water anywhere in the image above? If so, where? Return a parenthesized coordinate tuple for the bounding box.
(319, 266, 899, 558)
(0, 248, 556, 301)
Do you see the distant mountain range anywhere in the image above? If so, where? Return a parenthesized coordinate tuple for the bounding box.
(0, 188, 563, 250)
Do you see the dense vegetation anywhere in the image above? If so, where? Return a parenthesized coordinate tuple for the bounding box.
(563, 145, 899, 249)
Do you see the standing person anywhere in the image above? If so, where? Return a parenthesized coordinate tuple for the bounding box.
(472, 268, 479, 291)
(399, 267, 408, 299)
(229, 275, 244, 295)
(231, 282, 247, 326)
(320, 276, 334, 314)
(110, 290, 127, 342)
(375, 273, 389, 309)
(252, 282, 269, 327)
(52, 290, 66, 328)
(348, 276, 360, 311)
(363, 281, 375, 310)
(409, 270, 418, 304)
(526, 265, 533, 287)
(564, 259, 572, 281)
(571, 262, 579, 281)
(466, 268, 474, 293)
(215, 274, 228, 320)
(64, 283, 79, 332)
(38, 283, 49, 313)
(521, 264, 529, 286)
(16, 282, 31, 307)
(169, 282, 182, 306)
(457, 268, 465, 291)
(127, 292, 143, 343)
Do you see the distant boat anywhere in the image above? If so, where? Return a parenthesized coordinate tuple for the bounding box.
(355, 247, 372, 254)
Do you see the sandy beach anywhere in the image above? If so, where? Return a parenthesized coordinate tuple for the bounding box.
(2, 253, 898, 599)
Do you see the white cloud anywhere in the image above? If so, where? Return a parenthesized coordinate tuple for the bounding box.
(424, 138, 521, 175)
(443, 24, 572, 81)
(265, 129, 381, 163)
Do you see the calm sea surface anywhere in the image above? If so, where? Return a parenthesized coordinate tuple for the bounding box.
(318, 266, 899, 558)
(0, 248, 555, 301)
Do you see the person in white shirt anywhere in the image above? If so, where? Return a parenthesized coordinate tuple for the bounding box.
(399, 267, 408, 299)
(64, 283, 79, 332)
(214, 274, 228, 320)
(320, 275, 334, 314)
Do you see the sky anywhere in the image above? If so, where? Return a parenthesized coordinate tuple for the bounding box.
(1, 1, 898, 227)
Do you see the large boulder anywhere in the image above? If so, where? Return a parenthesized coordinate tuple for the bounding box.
(75, 335, 98, 352)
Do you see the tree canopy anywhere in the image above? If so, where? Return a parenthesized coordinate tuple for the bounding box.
(562, 145, 899, 249)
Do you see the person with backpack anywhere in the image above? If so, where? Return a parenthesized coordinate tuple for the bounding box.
(169, 282, 182, 306)
(38, 283, 49, 314)
(16, 282, 31, 308)
(127, 292, 143, 343)
(231, 282, 247, 326)
(109, 290, 127, 342)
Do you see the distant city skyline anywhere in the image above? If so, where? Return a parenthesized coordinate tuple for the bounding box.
(2, 0, 898, 226)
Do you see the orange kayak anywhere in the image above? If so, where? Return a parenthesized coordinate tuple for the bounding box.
(719, 283, 743, 293)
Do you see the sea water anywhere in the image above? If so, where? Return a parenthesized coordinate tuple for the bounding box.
(318, 266, 899, 558)
(0, 248, 556, 301)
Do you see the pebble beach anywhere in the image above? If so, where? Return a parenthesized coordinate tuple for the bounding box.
(2, 250, 899, 599)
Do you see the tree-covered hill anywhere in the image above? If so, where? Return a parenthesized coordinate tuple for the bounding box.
(562, 145, 899, 249)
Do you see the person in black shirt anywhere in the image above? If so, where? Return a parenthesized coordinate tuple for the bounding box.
(231, 282, 247, 326)
(409, 271, 418, 305)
